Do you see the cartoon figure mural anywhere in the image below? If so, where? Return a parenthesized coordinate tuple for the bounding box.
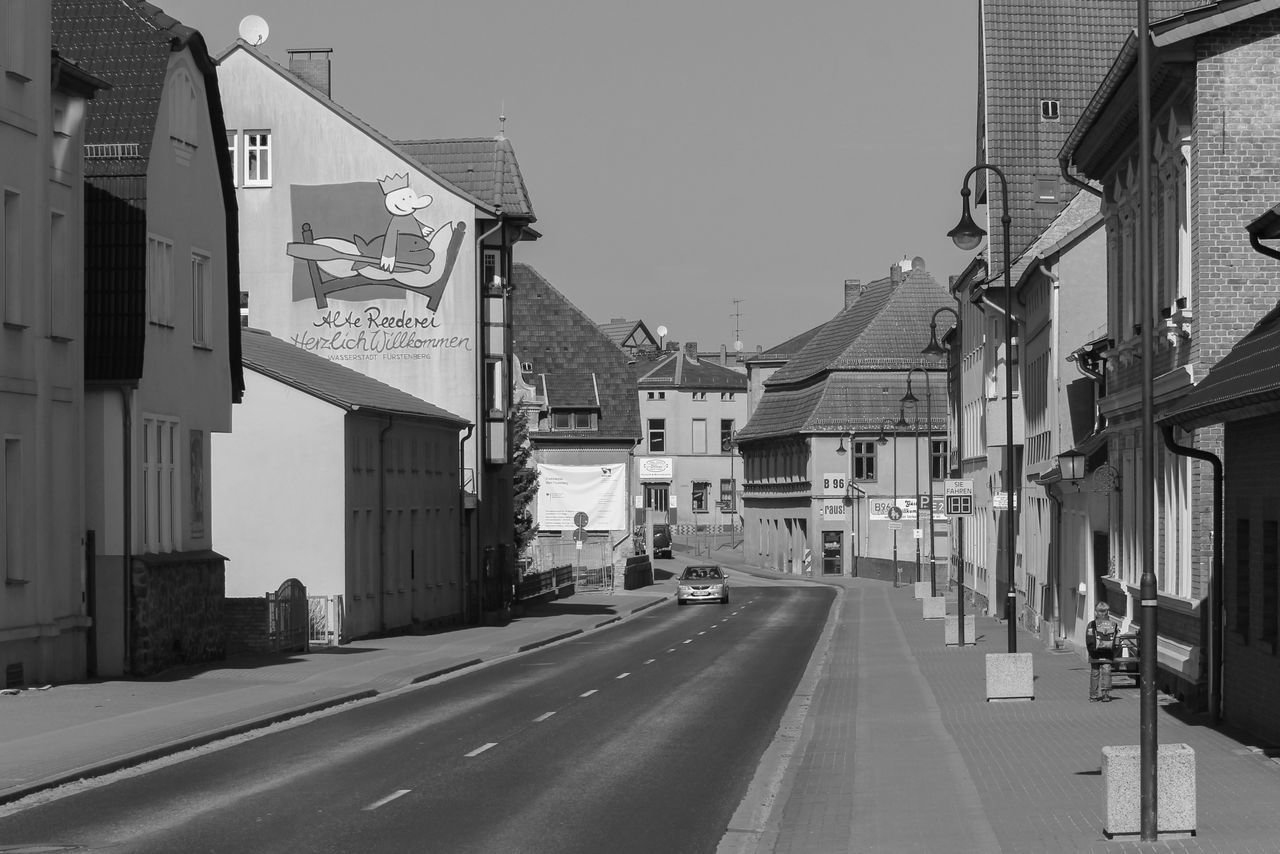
(286, 175, 466, 310)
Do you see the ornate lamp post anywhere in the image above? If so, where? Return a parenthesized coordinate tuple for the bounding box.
(923, 305, 963, 642)
(902, 367, 933, 595)
(878, 417, 902, 586)
(948, 162, 1018, 655)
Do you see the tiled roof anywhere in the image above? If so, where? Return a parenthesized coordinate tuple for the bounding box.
(1011, 189, 1103, 287)
(397, 138, 535, 221)
(217, 41, 498, 217)
(736, 372, 946, 443)
(598, 318, 659, 351)
(1164, 301, 1280, 428)
(637, 353, 749, 392)
(510, 264, 642, 442)
(241, 329, 469, 423)
(749, 323, 827, 364)
(55, 0, 244, 401)
(980, 0, 1205, 273)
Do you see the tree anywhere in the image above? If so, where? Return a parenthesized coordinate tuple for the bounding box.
(510, 406, 539, 560)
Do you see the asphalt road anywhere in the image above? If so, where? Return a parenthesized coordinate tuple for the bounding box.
(0, 582, 834, 854)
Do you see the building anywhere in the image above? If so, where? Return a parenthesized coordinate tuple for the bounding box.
(213, 329, 469, 642)
(509, 263, 641, 580)
(598, 317, 660, 356)
(54, 0, 243, 677)
(736, 258, 953, 581)
(0, 1, 104, 686)
(1061, 0, 1280, 704)
(634, 342, 750, 535)
(214, 40, 537, 621)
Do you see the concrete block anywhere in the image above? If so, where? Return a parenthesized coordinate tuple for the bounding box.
(922, 596, 946, 619)
(913, 581, 930, 599)
(945, 615, 976, 646)
(1102, 743, 1197, 839)
(985, 652, 1034, 701)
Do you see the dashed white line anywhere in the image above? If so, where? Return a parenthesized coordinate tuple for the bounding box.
(683, 639, 693, 644)
(534, 712, 556, 722)
(616, 672, 630, 679)
(465, 743, 497, 758)
(364, 789, 411, 810)
(698, 631, 706, 636)
(667, 648, 677, 653)
(644, 659, 656, 665)
(580, 689, 598, 698)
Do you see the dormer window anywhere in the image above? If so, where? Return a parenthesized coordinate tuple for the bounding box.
(551, 410, 597, 431)
(1040, 99, 1060, 122)
(692, 392, 707, 402)
(647, 391, 666, 400)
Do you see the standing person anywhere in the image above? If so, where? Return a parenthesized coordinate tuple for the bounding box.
(1086, 601, 1119, 702)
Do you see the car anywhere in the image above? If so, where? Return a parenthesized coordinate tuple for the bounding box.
(677, 564, 729, 606)
(652, 523, 673, 559)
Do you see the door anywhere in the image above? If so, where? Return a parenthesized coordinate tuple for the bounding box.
(822, 530, 843, 575)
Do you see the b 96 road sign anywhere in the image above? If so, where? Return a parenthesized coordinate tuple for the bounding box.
(946, 494, 973, 516)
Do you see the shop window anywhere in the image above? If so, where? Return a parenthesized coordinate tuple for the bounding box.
(648, 418, 665, 453)
(692, 481, 710, 513)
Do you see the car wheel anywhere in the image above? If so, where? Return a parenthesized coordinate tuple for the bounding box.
(721, 596, 729, 604)
(677, 599, 686, 606)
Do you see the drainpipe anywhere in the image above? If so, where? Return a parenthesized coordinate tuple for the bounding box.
(1059, 152, 1103, 199)
(1161, 424, 1223, 724)
(459, 424, 475, 621)
(119, 385, 134, 674)
(378, 416, 394, 633)
(473, 216, 504, 619)
(1248, 231, 1280, 262)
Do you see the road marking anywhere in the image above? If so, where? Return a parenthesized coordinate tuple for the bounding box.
(698, 631, 706, 636)
(465, 743, 497, 758)
(683, 639, 693, 644)
(710, 625, 719, 629)
(644, 658, 656, 665)
(616, 672, 630, 679)
(580, 689, 598, 697)
(364, 789, 411, 810)
(534, 712, 555, 722)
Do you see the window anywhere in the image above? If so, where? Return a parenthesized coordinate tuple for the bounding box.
(721, 392, 735, 401)
(647, 391, 667, 400)
(2, 1, 29, 81)
(226, 131, 238, 187)
(147, 235, 174, 326)
(692, 392, 707, 402)
(1035, 177, 1057, 203)
(192, 252, 212, 347)
(648, 418, 665, 453)
(645, 484, 669, 512)
(1236, 518, 1251, 641)
(551, 410, 595, 430)
(169, 69, 198, 165)
(851, 441, 876, 480)
(1265, 521, 1278, 647)
(931, 439, 950, 480)
(2, 437, 22, 580)
(486, 358, 505, 414)
(720, 419, 735, 452)
(244, 130, 271, 186)
(720, 478, 735, 512)
(239, 290, 249, 327)
(1040, 99, 1060, 121)
(483, 249, 501, 286)
(692, 481, 710, 513)
(142, 416, 181, 553)
(49, 211, 71, 339)
(692, 418, 707, 454)
(4, 189, 22, 325)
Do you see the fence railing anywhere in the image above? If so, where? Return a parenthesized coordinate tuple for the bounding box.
(516, 565, 575, 601)
(308, 594, 344, 646)
(268, 578, 309, 653)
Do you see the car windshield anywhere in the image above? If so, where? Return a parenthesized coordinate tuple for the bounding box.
(681, 567, 722, 580)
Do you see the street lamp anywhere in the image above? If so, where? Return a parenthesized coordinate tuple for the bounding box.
(877, 418, 901, 586)
(922, 305, 964, 643)
(835, 432, 868, 576)
(949, 162, 1018, 655)
(902, 367, 934, 595)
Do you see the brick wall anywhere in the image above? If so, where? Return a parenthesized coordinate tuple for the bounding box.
(129, 552, 226, 676)
(223, 597, 271, 656)
(1222, 415, 1280, 745)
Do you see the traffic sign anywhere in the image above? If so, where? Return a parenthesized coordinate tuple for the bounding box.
(946, 495, 974, 516)
(888, 506, 903, 522)
(572, 528, 588, 543)
(888, 521, 902, 531)
(945, 479, 974, 496)
(573, 511, 589, 528)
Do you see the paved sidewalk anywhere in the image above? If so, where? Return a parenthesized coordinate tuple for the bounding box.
(715, 548, 1280, 854)
(0, 582, 671, 806)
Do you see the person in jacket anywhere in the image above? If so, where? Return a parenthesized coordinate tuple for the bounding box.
(1086, 601, 1119, 702)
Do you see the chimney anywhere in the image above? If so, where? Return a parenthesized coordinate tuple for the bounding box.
(288, 49, 332, 98)
(889, 264, 904, 286)
(684, 342, 699, 363)
(843, 279, 862, 309)
(720, 344, 728, 366)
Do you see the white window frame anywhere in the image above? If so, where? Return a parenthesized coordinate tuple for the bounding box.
(226, 130, 239, 188)
(147, 234, 175, 327)
(244, 130, 272, 187)
(49, 209, 71, 339)
(191, 250, 212, 347)
(3, 188, 23, 326)
(142, 415, 181, 553)
(692, 418, 707, 454)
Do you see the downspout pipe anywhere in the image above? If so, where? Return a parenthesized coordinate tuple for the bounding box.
(459, 424, 475, 621)
(1248, 231, 1280, 262)
(1059, 152, 1104, 199)
(120, 385, 134, 674)
(379, 416, 394, 633)
(1161, 423, 1223, 724)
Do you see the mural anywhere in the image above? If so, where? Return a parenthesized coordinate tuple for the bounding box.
(287, 175, 466, 311)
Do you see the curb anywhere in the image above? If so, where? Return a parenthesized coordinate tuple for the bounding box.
(408, 658, 485, 685)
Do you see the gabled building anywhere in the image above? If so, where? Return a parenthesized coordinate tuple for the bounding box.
(215, 41, 537, 621)
(54, 0, 243, 677)
(0, 1, 105, 686)
(634, 342, 750, 533)
(509, 264, 640, 580)
(1061, 0, 1280, 706)
(736, 258, 953, 581)
(213, 329, 469, 641)
(598, 317, 660, 356)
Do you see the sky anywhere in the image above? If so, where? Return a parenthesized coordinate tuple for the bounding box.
(160, 0, 977, 354)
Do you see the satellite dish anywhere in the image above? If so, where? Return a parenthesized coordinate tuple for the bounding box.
(734, 340, 744, 352)
(656, 325, 668, 338)
(238, 15, 270, 46)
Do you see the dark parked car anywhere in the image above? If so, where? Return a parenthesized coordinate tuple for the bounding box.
(677, 564, 728, 606)
(652, 523, 673, 559)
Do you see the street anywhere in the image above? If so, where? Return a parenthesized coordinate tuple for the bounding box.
(0, 582, 834, 854)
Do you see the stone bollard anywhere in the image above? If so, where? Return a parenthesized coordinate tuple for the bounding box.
(945, 614, 975, 646)
(922, 596, 946, 620)
(1102, 744, 1196, 839)
(985, 652, 1034, 701)
(913, 581, 930, 600)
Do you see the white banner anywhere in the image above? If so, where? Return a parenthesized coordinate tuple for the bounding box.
(536, 464, 628, 530)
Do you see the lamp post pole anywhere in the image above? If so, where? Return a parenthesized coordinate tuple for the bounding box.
(904, 367, 934, 596)
(836, 432, 867, 577)
(923, 305, 962, 642)
(948, 162, 1018, 655)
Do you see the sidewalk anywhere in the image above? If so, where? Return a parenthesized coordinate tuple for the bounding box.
(0, 581, 672, 806)
(714, 546, 1280, 854)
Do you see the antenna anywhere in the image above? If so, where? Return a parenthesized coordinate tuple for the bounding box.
(498, 101, 507, 139)
(731, 298, 745, 349)
(238, 14, 269, 46)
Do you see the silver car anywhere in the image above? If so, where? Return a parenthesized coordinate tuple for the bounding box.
(677, 565, 729, 606)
